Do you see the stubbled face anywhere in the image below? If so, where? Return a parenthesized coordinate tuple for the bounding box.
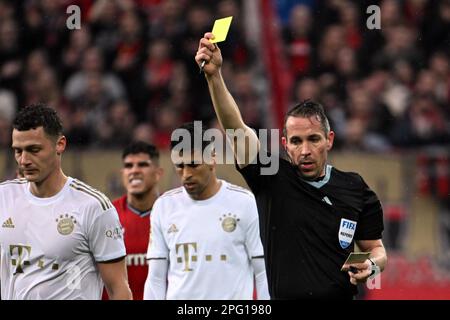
(172, 150, 215, 200)
(282, 116, 334, 180)
(122, 153, 161, 197)
(12, 127, 64, 183)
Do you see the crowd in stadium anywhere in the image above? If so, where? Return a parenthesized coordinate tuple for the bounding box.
(0, 0, 449, 151)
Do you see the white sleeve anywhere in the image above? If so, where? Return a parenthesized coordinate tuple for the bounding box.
(88, 207, 126, 262)
(146, 199, 169, 260)
(144, 199, 169, 299)
(245, 198, 270, 300)
(143, 259, 168, 300)
(251, 258, 270, 300)
(244, 198, 265, 257)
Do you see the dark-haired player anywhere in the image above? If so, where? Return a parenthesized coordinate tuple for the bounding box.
(0, 104, 131, 300)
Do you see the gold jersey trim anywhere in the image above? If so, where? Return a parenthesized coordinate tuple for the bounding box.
(70, 180, 112, 211)
(226, 186, 252, 196)
(0, 178, 27, 186)
(160, 188, 183, 198)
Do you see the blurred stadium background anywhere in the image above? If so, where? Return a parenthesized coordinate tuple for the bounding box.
(0, 0, 449, 299)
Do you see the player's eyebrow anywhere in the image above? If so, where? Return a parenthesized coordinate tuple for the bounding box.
(123, 160, 152, 168)
(174, 161, 201, 168)
(12, 144, 43, 151)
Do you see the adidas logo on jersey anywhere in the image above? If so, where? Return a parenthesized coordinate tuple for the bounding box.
(322, 196, 332, 205)
(167, 224, 179, 234)
(2, 217, 15, 228)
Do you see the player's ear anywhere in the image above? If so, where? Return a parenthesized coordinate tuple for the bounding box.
(327, 131, 335, 151)
(157, 166, 164, 177)
(56, 135, 66, 155)
(281, 136, 287, 148)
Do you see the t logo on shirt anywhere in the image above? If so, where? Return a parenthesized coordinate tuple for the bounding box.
(175, 242, 228, 272)
(176, 242, 197, 271)
(10, 244, 31, 274)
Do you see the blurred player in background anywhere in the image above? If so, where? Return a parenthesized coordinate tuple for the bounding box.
(105, 141, 163, 300)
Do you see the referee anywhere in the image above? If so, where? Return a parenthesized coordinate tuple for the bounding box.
(195, 33, 387, 299)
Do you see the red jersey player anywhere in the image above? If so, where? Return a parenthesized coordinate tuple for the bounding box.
(104, 141, 163, 300)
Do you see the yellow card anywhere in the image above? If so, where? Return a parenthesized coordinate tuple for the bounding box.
(210, 16, 233, 43)
(340, 252, 371, 271)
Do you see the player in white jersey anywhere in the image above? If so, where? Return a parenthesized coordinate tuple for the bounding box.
(0, 104, 132, 300)
(144, 122, 269, 300)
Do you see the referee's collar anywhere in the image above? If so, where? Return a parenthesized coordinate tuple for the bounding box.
(303, 165, 332, 189)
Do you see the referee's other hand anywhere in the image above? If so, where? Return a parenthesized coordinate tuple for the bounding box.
(344, 260, 372, 285)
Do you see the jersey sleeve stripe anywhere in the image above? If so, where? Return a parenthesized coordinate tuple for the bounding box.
(226, 186, 252, 196)
(0, 179, 28, 186)
(160, 188, 183, 198)
(71, 180, 112, 209)
(72, 180, 113, 208)
(69, 183, 109, 211)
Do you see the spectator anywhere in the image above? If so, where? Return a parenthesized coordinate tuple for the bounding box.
(64, 47, 126, 102)
(282, 4, 314, 78)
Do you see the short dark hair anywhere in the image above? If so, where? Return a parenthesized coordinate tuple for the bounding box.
(283, 100, 330, 137)
(13, 104, 63, 138)
(170, 121, 213, 153)
(122, 141, 160, 163)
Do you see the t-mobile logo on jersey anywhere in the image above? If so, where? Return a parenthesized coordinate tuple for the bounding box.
(10, 244, 31, 274)
(175, 242, 227, 272)
(9, 244, 60, 274)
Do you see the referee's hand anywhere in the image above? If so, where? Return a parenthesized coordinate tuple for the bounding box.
(196, 32, 222, 76)
(344, 260, 372, 285)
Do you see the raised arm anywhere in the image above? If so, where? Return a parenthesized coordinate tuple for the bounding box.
(195, 32, 259, 168)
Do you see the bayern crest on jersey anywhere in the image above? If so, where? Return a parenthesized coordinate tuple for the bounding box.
(338, 218, 357, 249)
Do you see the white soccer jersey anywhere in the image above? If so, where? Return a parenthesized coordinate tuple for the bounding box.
(147, 180, 264, 300)
(0, 177, 126, 300)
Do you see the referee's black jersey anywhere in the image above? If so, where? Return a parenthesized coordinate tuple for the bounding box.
(237, 156, 384, 299)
